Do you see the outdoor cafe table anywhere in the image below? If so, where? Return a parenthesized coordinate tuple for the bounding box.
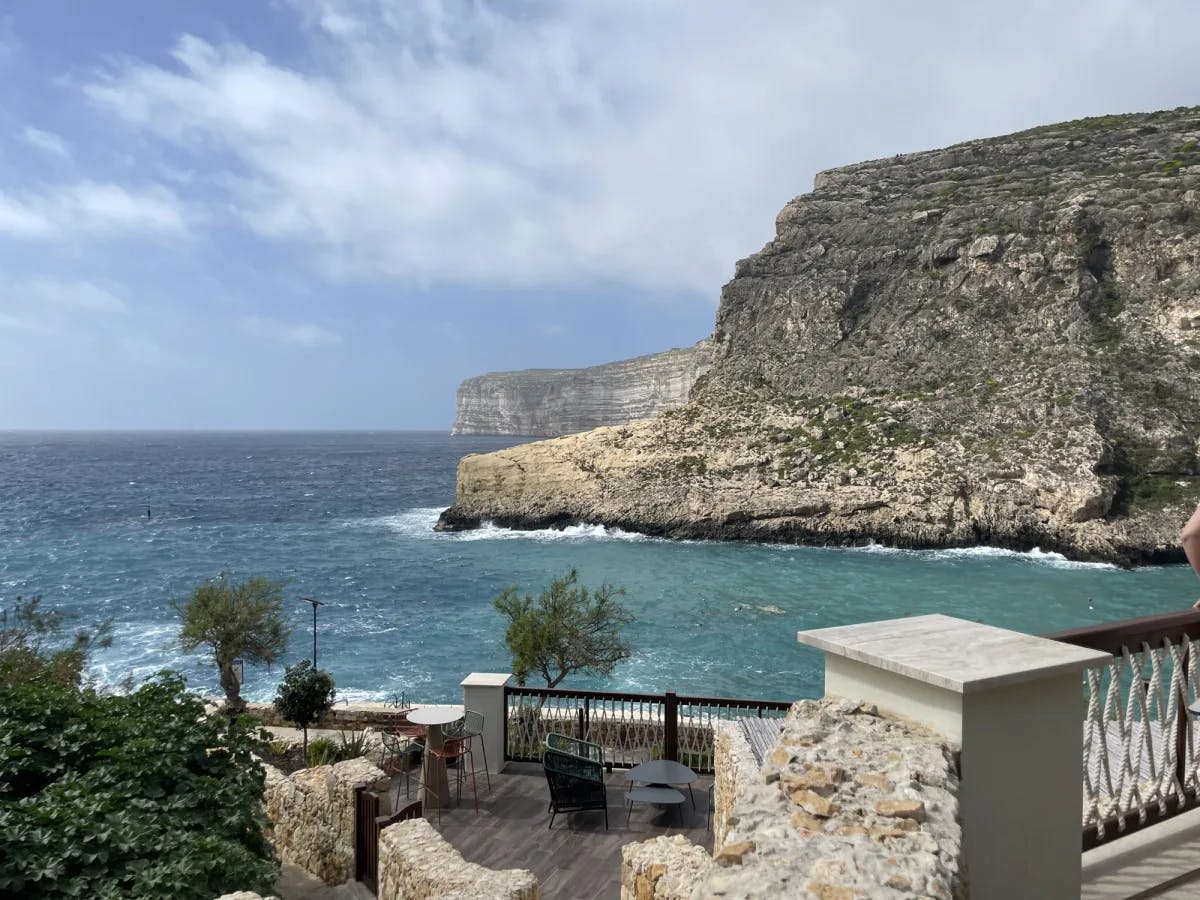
(406, 706, 464, 812)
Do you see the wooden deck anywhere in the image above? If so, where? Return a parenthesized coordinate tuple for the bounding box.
(388, 762, 714, 900)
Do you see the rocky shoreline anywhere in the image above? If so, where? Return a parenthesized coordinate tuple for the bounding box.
(439, 108, 1200, 566)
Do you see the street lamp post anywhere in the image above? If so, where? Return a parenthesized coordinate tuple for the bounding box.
(298, 597, 324, 667)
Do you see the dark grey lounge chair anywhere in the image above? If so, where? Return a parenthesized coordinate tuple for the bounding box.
(543, 745, 608, 830)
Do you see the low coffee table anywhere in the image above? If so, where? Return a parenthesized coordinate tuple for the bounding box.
(625, 785, 686, 824)
(626, 759, 699, 808)
(625, 759, 699, 825)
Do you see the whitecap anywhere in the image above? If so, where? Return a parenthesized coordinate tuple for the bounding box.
(853, 542, 1117, 570)
(346, 508, 651, 544)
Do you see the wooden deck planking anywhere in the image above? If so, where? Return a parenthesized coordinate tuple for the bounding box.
(389, 762, 714, 900)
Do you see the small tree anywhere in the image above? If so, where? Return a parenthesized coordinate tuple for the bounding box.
(0, 595, 113, 690)
(273, 659, 336, 756)
(493, 569, 634, 687)
(174, 573, 291, 713)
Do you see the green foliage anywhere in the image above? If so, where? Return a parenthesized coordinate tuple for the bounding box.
(0, 672, 276, 899)
(336, 729, 371, 760)
(174, 572, 291, 712)
(273, 659, 335, 754)
(306, 737, 340, 767)
(494, 569, 634, 688)
(0, 595, 113, 691)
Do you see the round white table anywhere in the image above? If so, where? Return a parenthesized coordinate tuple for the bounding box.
(406, 707, 464, 812)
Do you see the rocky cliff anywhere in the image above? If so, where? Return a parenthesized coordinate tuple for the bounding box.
(451, 341, 713, 436)
(439, 107, 1200, 564)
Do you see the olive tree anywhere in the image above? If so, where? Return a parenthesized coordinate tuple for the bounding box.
(493, 569, 634, 687)
(174, 573, 290, 713)
(273, 659, 336, 756)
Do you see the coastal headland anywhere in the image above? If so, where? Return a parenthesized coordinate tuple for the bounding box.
(439, 107, 1200, 566)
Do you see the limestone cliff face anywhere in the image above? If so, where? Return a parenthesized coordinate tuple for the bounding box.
(451, 340, 713, 436)
(439, 108, 1200, 564)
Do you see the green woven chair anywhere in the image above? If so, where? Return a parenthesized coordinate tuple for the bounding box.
(545, 732, 604, 765)
(543, 745, 608, 829)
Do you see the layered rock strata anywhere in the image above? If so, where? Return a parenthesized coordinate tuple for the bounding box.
(440, 107, 1200, 563)
(451, 340, 713, 436)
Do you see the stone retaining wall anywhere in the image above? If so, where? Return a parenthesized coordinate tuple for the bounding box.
(263, 757, 390, 885)
(620, 835, 714, 900)
(377, 818, 539, 899)
(619, 699, 963, 899)
(711, 719, 759, 852)
(247, 701, 439, 731)
(705, 698, 963, 898)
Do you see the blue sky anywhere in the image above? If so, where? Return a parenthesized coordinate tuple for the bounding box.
(0, 0, 1198, 429)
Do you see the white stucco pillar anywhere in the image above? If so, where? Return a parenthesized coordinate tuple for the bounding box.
(798, 614, 1108, 900)
(461, 672, 513, 775)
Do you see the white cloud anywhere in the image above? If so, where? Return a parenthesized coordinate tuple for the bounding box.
(0, 181, 187, 239)
(25, 279, 129, 314)
(20, 126, 71, 159)
(242, 315, 341, 346)
(81, 0, 1200, 296)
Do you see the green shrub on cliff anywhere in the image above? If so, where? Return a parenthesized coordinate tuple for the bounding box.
(0, 672, 276, 899)
(494, 569, 634, 687)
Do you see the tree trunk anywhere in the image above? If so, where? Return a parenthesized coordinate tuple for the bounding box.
(218, 661, 245, 715)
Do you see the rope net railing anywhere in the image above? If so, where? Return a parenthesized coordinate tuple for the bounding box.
(503, 686, 791, 774)
(1079, 635, 1199, 845)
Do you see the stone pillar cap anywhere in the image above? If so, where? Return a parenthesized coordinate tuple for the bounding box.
(798, 614, 1109, 693)
(460, 673, 514, 687)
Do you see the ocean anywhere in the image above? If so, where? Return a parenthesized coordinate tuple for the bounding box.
(1, 431, 1195, 705)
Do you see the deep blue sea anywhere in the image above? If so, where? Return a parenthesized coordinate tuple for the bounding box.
(2, 431, 1197, 704)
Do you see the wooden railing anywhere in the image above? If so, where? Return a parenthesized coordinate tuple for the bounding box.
(1046, 609, 1200, 850)
(503, 685, 791, 774)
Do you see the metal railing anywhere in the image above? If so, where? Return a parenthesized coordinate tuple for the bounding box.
(1046, 609, 1200, 850)
(503, 685, 792, 774)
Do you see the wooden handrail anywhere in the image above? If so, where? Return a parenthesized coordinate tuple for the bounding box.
(1043, 609, 1200, 655)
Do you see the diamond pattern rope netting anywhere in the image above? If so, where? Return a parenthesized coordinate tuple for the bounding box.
(1082, 635, 1199, 842)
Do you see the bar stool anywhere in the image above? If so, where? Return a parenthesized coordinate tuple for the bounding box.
(450, 709, 492, 791)
(421, 734, 479, 824)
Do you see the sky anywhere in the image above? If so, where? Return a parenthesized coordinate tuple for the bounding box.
(0, 1, 1198, 429)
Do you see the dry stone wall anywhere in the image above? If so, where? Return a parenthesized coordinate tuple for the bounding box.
(377, 818, 539, 900)
(262, 758, 390, 885)
(706, 699, 962, 898)
(247, 701, 425, 731)
(620, 835, 714, 900)
(619, 699, 963, 899)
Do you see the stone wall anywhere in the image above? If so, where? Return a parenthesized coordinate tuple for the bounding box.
(619, 699, 963, 899)
(247, 701, 442, 732)
(620, 835, 713, 900)
(705, 699, 963, 898)
(263, 758, 390, 885)
(377, 818, 539, 900)
(711, 719, 759, 852)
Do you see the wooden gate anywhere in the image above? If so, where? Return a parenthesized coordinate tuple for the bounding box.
(354, 786, 422, 894)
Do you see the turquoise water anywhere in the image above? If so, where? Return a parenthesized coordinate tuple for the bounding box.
(2, 432, 1197, 704)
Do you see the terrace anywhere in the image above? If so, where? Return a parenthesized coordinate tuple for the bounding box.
(262, 607, 1200, 899)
